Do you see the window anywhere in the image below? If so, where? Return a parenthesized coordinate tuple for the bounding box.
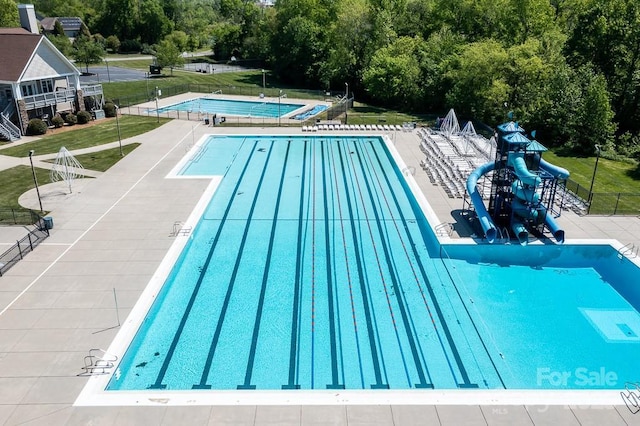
(21, 83, 35, 96)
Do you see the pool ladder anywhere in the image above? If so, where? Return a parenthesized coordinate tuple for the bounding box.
(171, 221, 192, 237)
(435, 222, 453, 237)
(79, 348, 118, 376)
(497, 227, 511, 244)
(618, 242, 639, 260)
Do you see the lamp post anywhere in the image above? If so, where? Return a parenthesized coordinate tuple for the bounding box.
(262, 69, 266, 92)
(28, 150, 43, 212)
(278, 90, 282, 127)
(105, 59, 111, 83)
(587, 144, 601, 213)
(344, 82, 349, 125)
(115, 105, 123, 157)
(155, 86, 160, 123)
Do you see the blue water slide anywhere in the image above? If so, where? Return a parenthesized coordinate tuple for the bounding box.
(545, 214, 565, 244)
(511, 218, 528, 245)
(538, 157, 568, 243)
(539, 158, 570, 179)
(511, 181, 540, 204)
(508, 152, 541, 187)
(466, 162, 497, 243)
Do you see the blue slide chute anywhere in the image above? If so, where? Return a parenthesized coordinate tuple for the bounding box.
(508, 152, 541, 187)
(539, 158, 570, 179)
(466, 161, 497, 243)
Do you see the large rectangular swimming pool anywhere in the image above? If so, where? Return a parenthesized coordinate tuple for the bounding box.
(106, 135, 640, 394)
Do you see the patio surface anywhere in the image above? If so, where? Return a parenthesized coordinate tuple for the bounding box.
(1, 117, 640, 425)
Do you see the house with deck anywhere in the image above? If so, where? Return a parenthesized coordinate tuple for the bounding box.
(0, 19, 103, 141)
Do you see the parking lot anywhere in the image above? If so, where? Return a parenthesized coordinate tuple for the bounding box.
(79, 66, 148, 84)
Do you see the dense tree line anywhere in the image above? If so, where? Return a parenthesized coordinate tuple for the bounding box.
(8, 0, 640, 156)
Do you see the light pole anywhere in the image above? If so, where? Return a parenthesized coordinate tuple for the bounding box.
(587, 144, 601, 213)
(105, 59, 111, 83)
(115, 105, 123, 157)
(344, 82, 349, 125)
(155, 86, 160, 123)
(262, 69, 266, 92)
(278, 90, 282, 127)
(28, 150, 43, 212)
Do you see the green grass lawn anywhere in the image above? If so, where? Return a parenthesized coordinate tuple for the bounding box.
(68, 143, 141, 172)
(105, 59, 153, 71)
(0, 116, 169, 157)
(1, 144, 141, 213)
(543, 150, 640, 194)
(102, 69, 325, 104)
(0, 166, 52, 211)
(347, 103, 434, 126)
(543, 150, 640, 214)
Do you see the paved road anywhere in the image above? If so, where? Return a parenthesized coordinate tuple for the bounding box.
(80, 62, 257, 84)
(79, 66, 148, 84)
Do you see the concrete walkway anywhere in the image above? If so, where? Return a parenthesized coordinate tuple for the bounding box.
(0, 120, 639, 425)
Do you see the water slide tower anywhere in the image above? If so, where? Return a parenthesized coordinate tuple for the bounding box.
(465, 121, 569, 244)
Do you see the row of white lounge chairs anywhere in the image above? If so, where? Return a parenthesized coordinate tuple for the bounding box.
(417, 129, 480, 199)
(302, 124, 406, 132)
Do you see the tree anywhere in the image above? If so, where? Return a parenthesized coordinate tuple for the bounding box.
(362, 36, 424, 109)
(0, 0, 19, 27)
(72, 36, 105, 73)
(155, 39, 184, 74)
(320, 0, 377, 91)
(444, 39, 511, 124)
(271, 16, 324, 86)
(138, 0, 173, 45)
(32, 0, 87, 22)
(209, 21, 242, 59)
(166, 30, 188, 53)
(53, 19, 66, 36)
(566, 0, 640, 137)
(47, 34, 73, 57)
(105, 35, 121, 53)
(95, 0, 138, 41)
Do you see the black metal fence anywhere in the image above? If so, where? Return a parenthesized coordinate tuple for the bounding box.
(112, 83, 327, 109)
(564, 178, 640, 215)
(589, 192, 640, 215)
(0, 208, 44, 226)
(0, 211, 49, 277)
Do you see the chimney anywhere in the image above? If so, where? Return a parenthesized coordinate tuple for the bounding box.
(18, 4, 39, 34)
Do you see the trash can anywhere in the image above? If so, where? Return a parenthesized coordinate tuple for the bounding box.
(44, 216, 54, 230)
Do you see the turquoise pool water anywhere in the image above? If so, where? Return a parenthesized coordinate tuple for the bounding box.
(107, 135, 640, 392)
(155, 97, 304, 118)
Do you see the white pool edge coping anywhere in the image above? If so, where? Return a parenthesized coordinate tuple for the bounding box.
(74, 133, 636, 407)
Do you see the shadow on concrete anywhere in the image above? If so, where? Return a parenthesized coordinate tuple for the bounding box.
(449, 209, 478, 238)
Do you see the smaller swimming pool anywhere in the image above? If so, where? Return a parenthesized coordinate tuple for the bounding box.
(292, 105, 328, 120)
(155, 97, 306, 118)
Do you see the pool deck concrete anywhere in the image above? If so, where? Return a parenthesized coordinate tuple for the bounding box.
(1, 120, 640, 425)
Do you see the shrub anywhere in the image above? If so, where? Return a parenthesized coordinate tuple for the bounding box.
(77, 110, 92, 124)
(141, 43, 155, 55)
(51, 114, 64, 128)
(103, 101, 116, 117)
(119, 39, 142, 53)
(27, 118, 47, 135)
(65, 113, 77, 125)
(105, 35, 120, 53)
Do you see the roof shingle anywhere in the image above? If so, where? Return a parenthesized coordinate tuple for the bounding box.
(0, 28, 42, 82)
